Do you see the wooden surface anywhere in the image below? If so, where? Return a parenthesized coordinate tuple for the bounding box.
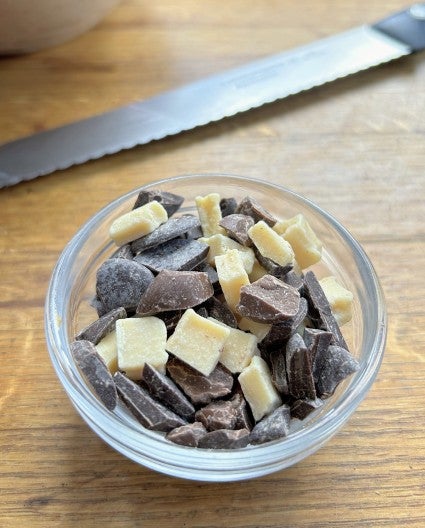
(1, 1, 424, 526)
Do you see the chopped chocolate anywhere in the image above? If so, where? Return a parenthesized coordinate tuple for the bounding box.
(110, 244, 134, 260)
(254, 250, 293, 279)
(220, 197, 238, 217)
(157, 310, 184, 336)
(236, 196, 277, 226)
(134, 238, 209, 273)
(303, 328, 333, 380)
(230, 391, 254, 430)
(249, 405, 291, 445)
(76, 307, 126, 345)
(269, 349, 289, 396)
(183, 214, 204, 240)
(315, 345, 360, 398)
(195, 400, 238, 431)
(141, 363, 195, 419)
(133, 189, 184, 216)
(290, 398, 323, 420)
(204, 296, 238, 328)
(219, 214, 254, 246)
(70, 340, 117, 411)
(261, 297, 308, 351)
(114, 372, 186, 432)
(90, 295, 108, 318)
(137, 270, 213, 315)
(285, 334, 316, 400)
(195, 306, 209, 318)
(236, 274, 300, 323)
(198, 428, 250, 449)
(166, 357, 233, 405)
(166, 422, 208, 447)
(194, 263, 220, 292)
(96, 258, 154, 312)
(282, 269, 304, 293)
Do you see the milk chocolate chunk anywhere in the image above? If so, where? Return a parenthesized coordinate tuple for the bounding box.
(114, 372, 186, 432)
(70, 340, 117, 411)
(254, 250, 293, 279)
(166, 357, 233, 405)
(261, 297, 308, 351)
(137, 270, 213, 315)
(166, 422, 208, 447)
(134, 238, 209, 273)
(220, 197, 238, 217)
(236, 196, 277, 226)
(249, 404, 291, 445)
(286, 333, 316, 400)
(290, 398, 323, 420)
(230, 390, 254, 430)
(303, 328, 333, 380)
(198, 428, 250, 449)
(110, 244, 134, 260)
(195, 400, 238, 431)
(96, 258, 154, 312)
(269, 349, 289, 396)
(282, 270, 304, 293)
(76, 307, 126, 345)
(194, 263, 220, 292)
(131, 215, 201, 254)
(236, 275, 300, 323)
(315, 345, 360, 398)
(204, 296, 237, 328)
(141, 363, 195, 419)
(219, 214, 254, 246)
(133, 189, 184, 216)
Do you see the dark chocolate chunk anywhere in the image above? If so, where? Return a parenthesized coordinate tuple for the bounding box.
(130, 215, 201, 254)
(261, 297, 308, 351)
(76, 307, 126, 345)
(194, 263, 220, 292)
(70, 340, 117, 411)
(219, 197, 238, 217)
(236, 196, 277, 226)
(141, 363, 195, 419)
(198, 428, 250, 449)
(236, 274, 300, 323)
(269, 349, 289, 396)
(110, 244, 134, 260)
(113, 372, 186, 432)
(133, 189, 184, 216)
(134, 238, 209, 273)
(157, 310, 184, 336)
(249, 405, 291, 445)
(166, 422, 208, 447)
(195, 306, 209, 318)
(167, 357, 233, 405)
(219, 214, 254, 246)
(290, 398, 323, 420)
(204, 296, 238, 328)
(137, 270, 214, 315)
(282, 270, 304, 293)
(315, 345, 360, 398)
(230, 390, 254, 430)
(183, 215, 204, 240)
(286, 334, 316, 400)
(96, 258, 154, 312)
(254, 249, 293, 279)
(195, 400, 238, 431)
(303, 328, 333, 381)
(90, 295, 109, 318)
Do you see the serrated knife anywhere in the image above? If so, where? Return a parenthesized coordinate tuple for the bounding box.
(1, 4, 425, 188)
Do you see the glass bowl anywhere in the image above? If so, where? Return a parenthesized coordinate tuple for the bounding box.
(45, 174, 387, 482)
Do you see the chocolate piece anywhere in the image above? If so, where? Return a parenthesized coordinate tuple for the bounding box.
(303, 328, 333, 380)
(157, 310, 184, 336)
(70, 340, 117, 411)
(195, 306, 209, 318)
(254, 250, 293, 279)
(183, 214, 204, 240)
(249, 404, 291, 445)
(133, 189, 184, 216)
(236, 274, 300, 323)
(131, 215, 201, 254)
(290, 398, 323, 420)
(230, 390, 254, 430)
(137, 270, 213, 315)
(141, 363, 195, 419)
(110, 244, 134, 260)
(195, 400, 238, 431)
(285, 333, 316, 400)
(261, 297, 308, 351)
(96, 258, 154, 312)
(76, 307, 126, 345)
(236, 196, 277, 226)
(198, 428, 250, 449)
(166, 422, 208, 447)
(166, 357, 233, 405)
(194, 263, 220, 292)
(90, 295, 108, 318)
(282, 269, 304, 293)
(219, 214, 254, 246)
(114, 372, 186, 432)
(134, 238, 209, 273)
(303, 271, 348, 349)
(269, 349, 289, 395)
(204, 296, 237, 328)
(220, 197, 238, 217)
(315, 345, 360, 398)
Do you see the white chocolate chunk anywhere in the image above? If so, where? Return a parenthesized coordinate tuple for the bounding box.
(238, 317, 271, 341)
(238, 356, 282, 421)
(199, 234, 255, 274)
(248, 220, 295, 267)
(166, 309, 230, 376)
(195, 193, 226, 237)
(273, 213, 322, 269)
(116, 317, 168, 379)
(109, 200, 168, 246)
(215, 249, 250, 313)
(319, 276, 354, 326)
(95, 329, 118, 373)
(249, 258, 268, 282)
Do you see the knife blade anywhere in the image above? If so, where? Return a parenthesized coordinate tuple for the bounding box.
(1, 4, 425, 188)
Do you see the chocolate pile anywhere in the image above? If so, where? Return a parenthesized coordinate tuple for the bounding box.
(71, 188, 359, 449)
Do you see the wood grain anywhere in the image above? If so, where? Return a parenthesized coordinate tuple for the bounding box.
(1, 1, 424, 527)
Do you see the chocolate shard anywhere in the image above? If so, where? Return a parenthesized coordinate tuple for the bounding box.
(269, 349, 289, 396)
(282, 270, 304, 294)
(141, 363, 195, 419)
(195, 400, 238, 431)
(230, 390, 254, 430)
(70, 340, 117, 411)
(113, 372, 186, 432)
(194, 263, 220, 292)
(249, 404, 291, 445)
(133, 189, 184, 216)
(286, 333, 316, 400)
(183, 214, 204, 240)
(165, 422, 208, 447)
(303, 328, 333, 381)
(261, 297, 308, 351)
(134, 238, 209, 273)
(96, 258, 154, 312)
(137, 270, 214, 315)
(110, 244, 134, 260)
(130, 215, 201, 254)
(76, 307, 126, 345)
(204, 296, 238, 328)
(315, 345, 360, 398)
(254, 249, 293, 279)
(219, 197, 238, 217)
(290, 398, 323, 420)
(236, 274, 300, 323)
(166, 357, 233, 405)
(157, 310, 184, 337)
(219, 214, 254, 246)
(236, 196, 277, 226)
(198, 428, 251, 449)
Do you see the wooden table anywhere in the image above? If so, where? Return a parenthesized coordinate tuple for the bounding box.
(1, 1, 424, 526)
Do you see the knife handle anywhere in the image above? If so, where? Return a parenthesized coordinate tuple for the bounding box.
(373, 4, 425, 52)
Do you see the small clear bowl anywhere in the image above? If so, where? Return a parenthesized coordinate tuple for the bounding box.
(45, 174, 386, 482)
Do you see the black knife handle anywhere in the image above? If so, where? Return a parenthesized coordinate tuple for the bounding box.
(373, 4, 425, 52)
